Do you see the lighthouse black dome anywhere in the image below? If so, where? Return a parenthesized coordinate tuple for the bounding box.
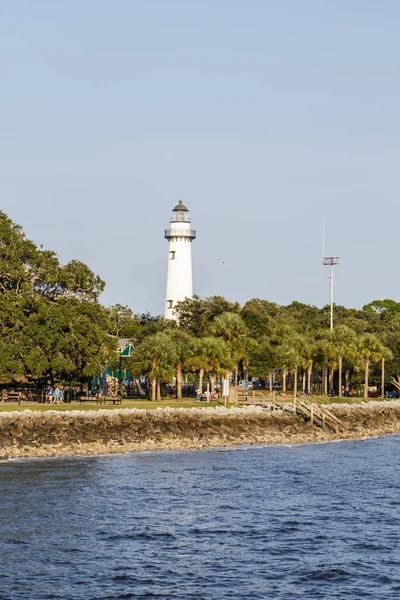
(173, 200, 188, 212)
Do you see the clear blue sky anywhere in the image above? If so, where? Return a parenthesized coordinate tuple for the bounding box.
(1, 1, 399, 315)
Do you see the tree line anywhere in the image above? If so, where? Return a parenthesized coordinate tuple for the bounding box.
(2, 211, 400, 398)
(126, 296, 400, 400)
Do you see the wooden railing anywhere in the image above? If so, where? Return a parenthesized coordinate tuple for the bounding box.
(296, 394, 346, 434)
(234, 389, 346, 434)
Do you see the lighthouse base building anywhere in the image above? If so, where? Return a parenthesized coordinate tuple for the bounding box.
(164, 200, 196, 320)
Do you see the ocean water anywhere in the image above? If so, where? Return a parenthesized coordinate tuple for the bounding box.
(1, 437, 400, 600)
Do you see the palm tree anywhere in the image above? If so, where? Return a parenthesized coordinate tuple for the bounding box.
(209, 312, 248, 385)
(187, 338, 207, 395)
(165, 330, 192, 399)
(322, 325, 358, 396)
(277, 333, 309, 407)
(188, 336, 233, 397)
(247, 337, 276, 392)
(380, 346, 393, 398)
(313, 340, 329, 395)
(129, 332, 176, 401)
(269, 324, 297, 393)
(301, 339, 318, 394)
(357, 334, 386, 399)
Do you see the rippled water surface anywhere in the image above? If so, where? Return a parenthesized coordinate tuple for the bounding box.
(1, 437, 400, 599)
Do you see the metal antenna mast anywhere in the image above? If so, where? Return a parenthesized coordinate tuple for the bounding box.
(323, 256, 340, 331)
(322, 220, 339, 331)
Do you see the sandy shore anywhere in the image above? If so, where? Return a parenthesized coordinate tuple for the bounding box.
(0, 401, 399, 459)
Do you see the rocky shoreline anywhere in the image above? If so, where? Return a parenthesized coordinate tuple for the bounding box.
(0, 401, 400, 459)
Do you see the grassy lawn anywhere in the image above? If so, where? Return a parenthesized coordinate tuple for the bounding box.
(0, 395, 391, 413)
(313, 395, 390, 405)
(0, 398, 223, 412)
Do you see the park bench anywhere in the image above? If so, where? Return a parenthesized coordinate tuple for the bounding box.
(98, 396, 122, 405)
(78, 396, 122, 405)
(2, 391, 19, 403)
(79, 396, 98, 405)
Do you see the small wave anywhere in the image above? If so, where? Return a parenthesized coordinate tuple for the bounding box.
(297, 567, 351, 582)
(189, 527, 249, 536)
(352, 542, 390, 551)
(112, 575, 155, 584)
(101, 531, 175, 541)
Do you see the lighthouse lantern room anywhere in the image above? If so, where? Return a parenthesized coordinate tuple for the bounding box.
(164, 200, 196, 320)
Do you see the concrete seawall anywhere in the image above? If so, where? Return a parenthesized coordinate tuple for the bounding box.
(1, 402, 400, 459)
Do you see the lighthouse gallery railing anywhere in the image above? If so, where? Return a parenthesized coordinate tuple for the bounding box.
(164, 229, 196, 240)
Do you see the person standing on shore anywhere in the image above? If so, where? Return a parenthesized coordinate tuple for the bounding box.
(47, 387, 54, 404)
(54, 387, 61, 404)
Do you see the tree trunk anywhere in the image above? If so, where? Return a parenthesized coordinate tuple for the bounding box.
(338, 356, 343, 397)
(364, 359, 369, 399)
(381, 356, 385, 399)
(323, 368, 328, 395)
(157, 379, 161, 401)
(345, 370, 350, 394)
(282, 371, 287, 392)
(243, 361, 249, 383)
(176, 364, 182, 400)
(151, 377, 156, 401)
(293, 369, 298, 414)
(210, 372, 216, 393)
(234, 366, 238, 387)
(269, 372, 273, 395)
(199, 368, 204, 394)
(136, 379, 144, 396)
(329, 368, 334, 395)
(307, 361, 313, 394)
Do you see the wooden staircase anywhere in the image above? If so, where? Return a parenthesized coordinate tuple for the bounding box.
(295, 395, 346, 434)
(234, 389, 346, 435)
(269, 393, 346, 434)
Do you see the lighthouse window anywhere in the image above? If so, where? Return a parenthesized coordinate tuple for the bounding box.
(167, 300, 173, 309)
(170, 251, 176, 260)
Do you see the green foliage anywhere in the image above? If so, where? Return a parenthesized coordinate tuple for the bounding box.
(241, 299, 281, 337)
(209, 311, 248, 360)
(357, 333, 386, 366)
(174, 295, 241, 336)
(107, 304, 140, 338)
(129, 332, 177, 382)
(247, 338, 276, 378)
(277, 333, 310, 372)
(187, 336, 234, 376)
(130, 297, 398, 394)
(0, 212, 114, 384)
(317, 325, 358, 371)
(363, 299, 400, 314)
(164, 329, 194, 398)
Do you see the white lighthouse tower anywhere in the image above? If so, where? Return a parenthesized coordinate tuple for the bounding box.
(164, 200, 196, 320)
